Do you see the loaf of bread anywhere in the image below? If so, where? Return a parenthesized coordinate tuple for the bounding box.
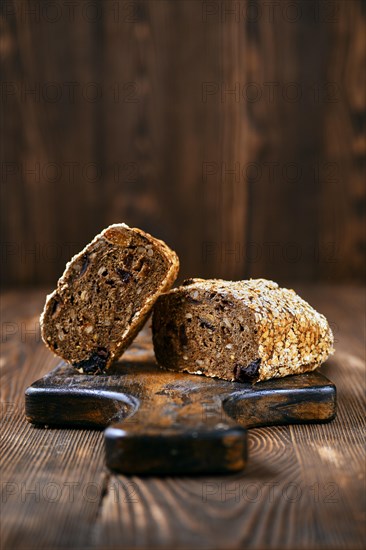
(152, 278, 334, 383)
(41, 224, 179, 373)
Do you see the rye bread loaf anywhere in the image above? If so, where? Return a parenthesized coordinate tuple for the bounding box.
(152, 278, 334, 383)
(41, 224, 179, 373)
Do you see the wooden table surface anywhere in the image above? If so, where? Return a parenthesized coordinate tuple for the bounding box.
(1, 285, 365, 550)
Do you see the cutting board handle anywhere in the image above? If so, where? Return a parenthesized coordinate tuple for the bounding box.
(104, 400, 248, 475)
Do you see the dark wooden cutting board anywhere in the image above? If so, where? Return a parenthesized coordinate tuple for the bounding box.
(25, 329, 336, 475)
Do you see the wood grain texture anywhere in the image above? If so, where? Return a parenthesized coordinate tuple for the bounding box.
(1, 285, 365, 549)
(1, 0, 98, 286)
(1, 0, 365, 287)
(320, 0, 366, 281)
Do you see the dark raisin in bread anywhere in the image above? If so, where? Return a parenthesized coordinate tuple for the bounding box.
(152, 278, 334, 383)
(41, 224, 179, 373)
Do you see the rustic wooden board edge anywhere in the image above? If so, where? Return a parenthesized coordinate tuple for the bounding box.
(25, 385, 139, 430)
(223, 379, 337, 429)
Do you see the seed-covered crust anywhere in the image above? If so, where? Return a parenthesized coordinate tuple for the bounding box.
(152, 278, 334, 383)
(41, 224, 179, 373)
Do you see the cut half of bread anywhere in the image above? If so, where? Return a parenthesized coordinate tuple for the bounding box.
(152, 278, 334, 383)
(41, 224, 179, 373)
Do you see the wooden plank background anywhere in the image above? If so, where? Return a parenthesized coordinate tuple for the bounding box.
(1, 0, 365, 287)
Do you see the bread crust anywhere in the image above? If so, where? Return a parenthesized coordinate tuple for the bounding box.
(41, 223, 179, 372)
(152, 278, 334, 383)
